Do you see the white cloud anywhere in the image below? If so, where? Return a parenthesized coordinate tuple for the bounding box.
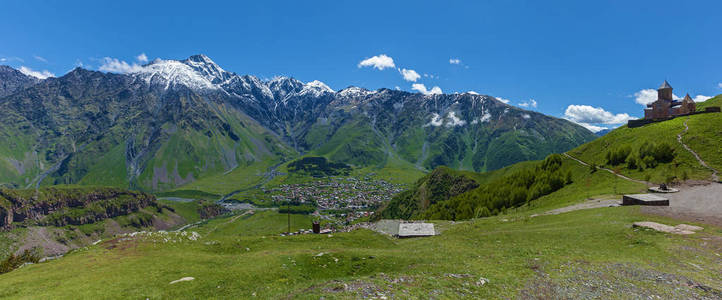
(0, 56, 23, 63)
(693, 95, 711, 102)
(633, 88, 686, 105)
(577, 123, 608, 133)
(358, 54, 395, 70)
(98, 57, 145, 73)
(446, 111, 466, 127)
(33, 55, 47, 63)
(564, 105, 634, 124)
(412, 83, 442, 95)
(633, 89, 658, 105)
(399, 68, 420, 82)
(136, 53, 148, 63)
(426, 113, 443, 127)
(394, 86, 400, 90)
(466, 91, 479, 95)
(449, 58, 461, 65)
(718, 82, 722, 88)
(495, 96, 511, 104)
(18, 66, 55, 79)
(519, 99, 537, 108)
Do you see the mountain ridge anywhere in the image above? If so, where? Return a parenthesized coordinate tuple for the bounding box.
(0, 55, 597, 191)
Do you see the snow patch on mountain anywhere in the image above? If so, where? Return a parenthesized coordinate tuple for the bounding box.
(338, 86, 374, 98)
(300, 80, 334, 97)
(135, 59, 219, 91)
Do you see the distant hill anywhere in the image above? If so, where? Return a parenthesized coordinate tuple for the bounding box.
(377, 154, 575, 220)
(595, 128, 612, 136)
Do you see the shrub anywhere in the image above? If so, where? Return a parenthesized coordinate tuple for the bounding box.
(606, 146, 631, 166)
(626, 155, 639, 170)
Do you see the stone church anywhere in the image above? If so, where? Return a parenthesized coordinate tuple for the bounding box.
(644, 80, 696, 119)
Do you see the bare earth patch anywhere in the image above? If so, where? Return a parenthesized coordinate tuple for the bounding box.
(642, 183, 722, 227)
(520, 262, 722, 299)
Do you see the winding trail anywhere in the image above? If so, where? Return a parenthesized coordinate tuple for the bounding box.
(677, 117, 719, 182)
(562, 153, 651, 186)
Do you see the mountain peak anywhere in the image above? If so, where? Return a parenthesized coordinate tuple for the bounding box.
(186, 54, 216, 65)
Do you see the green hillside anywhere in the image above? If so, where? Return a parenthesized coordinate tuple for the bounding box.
(568, 102, 721, 183)
(0, 105, 721, 297)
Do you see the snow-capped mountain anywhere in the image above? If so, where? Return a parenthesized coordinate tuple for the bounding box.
(129, 54, 335, 103)
(0, 55, 596, 191)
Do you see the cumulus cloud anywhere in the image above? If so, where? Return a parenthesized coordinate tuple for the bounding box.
(449, 58, 461, 65)
(519, 99, 537, 108)
(99, 57, 145, 73)
(564, 105, 634, 124)
(358, 54, 395, 70)
(136, 53, 148, 63)
(693, 95, 711, 102)
(634, 88, 711, 104)
(33, 55, 48, 63)
(399, 68, 420, 82)
(18, 66, 55, 79)
(633, 89, 659, 105)
(412, 83, 442, 95)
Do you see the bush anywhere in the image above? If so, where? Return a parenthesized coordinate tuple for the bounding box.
(626, 155, 639, 170)
(0, 248, 41, 274)
(606, 146, 631, 166)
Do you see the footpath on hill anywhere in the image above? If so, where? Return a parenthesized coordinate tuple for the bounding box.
(562, 153, 651, 185)
(560, 118, 722, 227)
(677, 117, 720, 182)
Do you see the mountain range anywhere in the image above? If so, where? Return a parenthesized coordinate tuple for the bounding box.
(0, 55, 596, 191)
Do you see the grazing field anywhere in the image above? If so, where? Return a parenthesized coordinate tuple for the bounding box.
(0, 205, 719, 299)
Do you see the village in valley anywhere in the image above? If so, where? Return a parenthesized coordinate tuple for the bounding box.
(265, 176, 405, 221)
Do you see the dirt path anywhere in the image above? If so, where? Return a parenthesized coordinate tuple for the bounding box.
(562, 153, 651, 186)
(642, 183, 722, 228)
(677, 117, 719, 182)
(531, 198, 621, 217)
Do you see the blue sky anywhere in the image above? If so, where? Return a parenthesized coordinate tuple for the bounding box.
(1, 0, 721, 131)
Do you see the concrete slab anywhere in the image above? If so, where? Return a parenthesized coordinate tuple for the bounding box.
(632, 221, 703, 235)
(398, 223, 435, 237)
(622, 194, 669, 206)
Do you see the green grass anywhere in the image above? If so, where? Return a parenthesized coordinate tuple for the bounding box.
(157, 200, 202, 224)
(155, 190, 220, 200)
(179, 158, 279, 195)
(682, 112, 722, 173)
(568, 113, 715, 183)
(0, 204, 718, 299)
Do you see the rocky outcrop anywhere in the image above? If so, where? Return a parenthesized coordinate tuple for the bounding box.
(0, 187, 156, 229)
